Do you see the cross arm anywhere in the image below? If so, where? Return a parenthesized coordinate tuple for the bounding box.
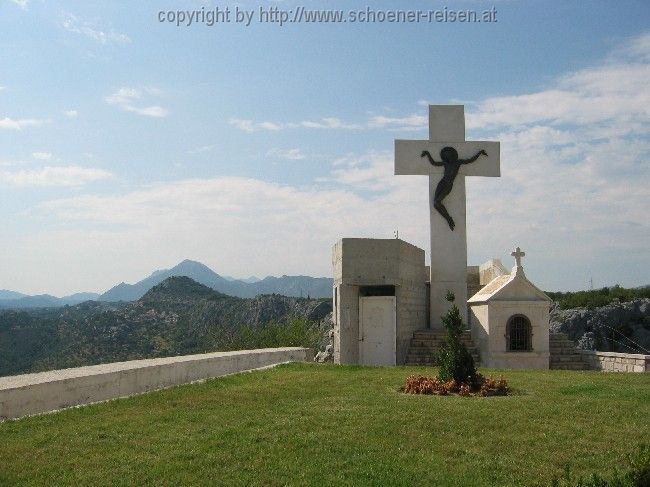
(395, 140, 500, 177)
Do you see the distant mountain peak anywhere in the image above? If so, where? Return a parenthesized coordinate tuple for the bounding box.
(140, 276, 219, 301)
(175, 259, 212, 269)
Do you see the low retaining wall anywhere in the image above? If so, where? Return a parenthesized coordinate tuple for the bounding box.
(578, 350, 650, 372)
(0, 347, 313, 420)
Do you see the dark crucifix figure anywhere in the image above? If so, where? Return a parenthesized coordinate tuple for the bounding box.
(421, 147, 487, 230)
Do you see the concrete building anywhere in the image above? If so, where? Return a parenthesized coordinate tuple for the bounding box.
(332, 238, 428, 365)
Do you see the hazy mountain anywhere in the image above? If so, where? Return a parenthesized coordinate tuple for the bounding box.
(242, 276, 261, 284)
(61, 292, 101, 304)
(0, 290, 28, 300)
(249, 275, 331, 298)
(98, 260, 332, 302)
(0, 294, 60, 309)
(99, 260, 242, 302)
(0, 260, 332, 309)
(0, 291, 101, 309)
(223, 275, 261, 283)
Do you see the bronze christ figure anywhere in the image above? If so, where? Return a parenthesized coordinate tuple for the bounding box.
(421, 147, 487, 230)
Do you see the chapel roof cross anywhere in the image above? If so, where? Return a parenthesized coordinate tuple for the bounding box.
(511, 246, 526, 268)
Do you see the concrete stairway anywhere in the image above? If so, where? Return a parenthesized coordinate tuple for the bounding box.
(405, 330, 480, 366)
(549, 333, 590, 370)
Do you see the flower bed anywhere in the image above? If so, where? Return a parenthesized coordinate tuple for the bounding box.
(403, 374, 508, 397)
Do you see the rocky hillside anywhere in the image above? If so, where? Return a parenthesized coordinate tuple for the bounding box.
(0, 277, 332, 377)
(550, 298, 650, 354)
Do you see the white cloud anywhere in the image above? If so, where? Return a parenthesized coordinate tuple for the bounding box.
(367, 113, 427, 131)
(128, 105, 167, 118)
(9, 0, 28, 10)
(299, 118, 362, 130)
(0, 159, 27, 168)
(328, 151, 397, 191)
(466, 63, 650, 130)
(228, 117, 362, 132)
(0, 117, 46, 130)
(0, 86, 6, 91)
(105, 87, 168, 118)
(612, 32, 650, 63)
(228, 119, 283, 132)
(64, 110, 78, 118)
(38, 175, 429, 281)
(32, 152, 52, 161)
(266, 148, 305, 160)
(187, 145, 214, 154)
(61, 13, 131, 45)
(0, 166, 112, 187)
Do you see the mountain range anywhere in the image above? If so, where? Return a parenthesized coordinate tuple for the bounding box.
(0, 291, 101, 309)
(0, 260, 333, 309)
(0, 276, 332, 377)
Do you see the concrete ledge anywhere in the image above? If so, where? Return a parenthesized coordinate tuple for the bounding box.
(578, 350, 650, 372)
(0, 347, 313, 420)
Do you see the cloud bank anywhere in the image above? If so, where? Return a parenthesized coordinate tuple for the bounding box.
(6, 32, 650, 293)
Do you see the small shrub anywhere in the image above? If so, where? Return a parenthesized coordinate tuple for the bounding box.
(437, 291, 478, 386)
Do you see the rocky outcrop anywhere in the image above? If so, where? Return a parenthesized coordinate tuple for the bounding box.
(314, 311, 334, 363)
(549, 298, 650, 354)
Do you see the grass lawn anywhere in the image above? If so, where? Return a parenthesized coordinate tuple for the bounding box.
(0, 363, 648, 486)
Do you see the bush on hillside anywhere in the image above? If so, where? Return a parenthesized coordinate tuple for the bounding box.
(547, 286, 650, 310)
(226, 318, 322, 352)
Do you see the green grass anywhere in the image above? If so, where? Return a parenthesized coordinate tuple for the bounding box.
(0, 364, 648, 486)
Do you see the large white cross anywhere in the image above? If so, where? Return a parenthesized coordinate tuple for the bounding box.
(394, 105, 500, 327)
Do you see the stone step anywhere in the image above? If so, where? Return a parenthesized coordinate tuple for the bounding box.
(409, 341, 476, 348)
(413, 330, 472, 338)
(407, 329, 480, 367)
(407, 349, 480, 358)
(407, 354, 481, 363)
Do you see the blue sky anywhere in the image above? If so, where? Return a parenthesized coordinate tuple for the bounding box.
(0, 0, 649, 295)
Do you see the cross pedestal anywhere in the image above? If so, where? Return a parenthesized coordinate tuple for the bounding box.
(394, 105, 500, 328)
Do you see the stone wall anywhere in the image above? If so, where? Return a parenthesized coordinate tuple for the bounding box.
(578, 350, 650, 372)
(0, 347, 313, 420)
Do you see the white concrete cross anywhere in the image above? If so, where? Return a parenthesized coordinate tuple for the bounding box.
(394, 105, 500, 327)
(511, 246, 525, 267)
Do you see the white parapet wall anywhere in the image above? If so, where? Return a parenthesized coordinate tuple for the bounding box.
(0, 347, 314, 420)
(579, 350, 650, 372)
(578, 350, 650, 372)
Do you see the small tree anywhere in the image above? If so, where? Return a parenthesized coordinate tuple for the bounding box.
(437, 291, 478, 385)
